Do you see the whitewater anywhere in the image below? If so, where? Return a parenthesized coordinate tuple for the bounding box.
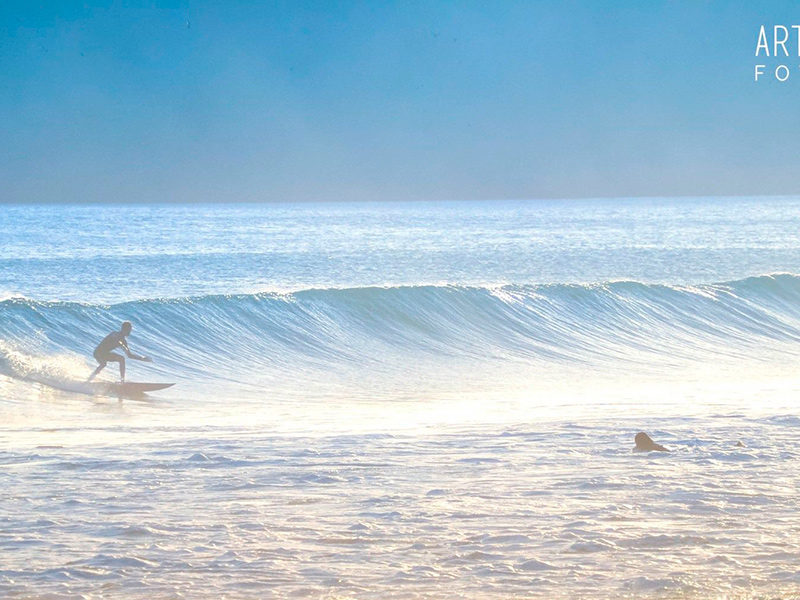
(2, 197, 800, 598)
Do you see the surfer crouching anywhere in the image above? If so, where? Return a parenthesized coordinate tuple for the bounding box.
(87, 321, 152, 382)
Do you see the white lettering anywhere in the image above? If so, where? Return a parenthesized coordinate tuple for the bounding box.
(776, 64, 790, 81)
(774, 25, 790, 56)
(755, 64, 765, 81)
(756, 25, 769, 56)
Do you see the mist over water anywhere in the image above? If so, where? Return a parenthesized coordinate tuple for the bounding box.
(2, 198, 800, 598)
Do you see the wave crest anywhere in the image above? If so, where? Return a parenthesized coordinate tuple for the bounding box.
(2, 274, 800, 384)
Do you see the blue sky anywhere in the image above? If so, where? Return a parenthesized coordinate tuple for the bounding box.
(1, 1, 799, 202)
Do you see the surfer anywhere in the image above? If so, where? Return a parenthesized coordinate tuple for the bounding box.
(634, 432, 669, 452)
(87, 321, 152, 382)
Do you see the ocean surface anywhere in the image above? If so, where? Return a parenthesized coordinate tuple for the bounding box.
(2, 197, 800, 598)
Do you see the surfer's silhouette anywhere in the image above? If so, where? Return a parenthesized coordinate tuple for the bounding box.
(87, 321, 152, 382)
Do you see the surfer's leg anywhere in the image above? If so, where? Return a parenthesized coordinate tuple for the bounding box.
(105, 353, 125, 382)
(87, 362, 106, 382)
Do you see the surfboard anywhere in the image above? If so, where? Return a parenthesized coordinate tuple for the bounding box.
(93, 382, 175, 395)
(22, 376, 175, 397)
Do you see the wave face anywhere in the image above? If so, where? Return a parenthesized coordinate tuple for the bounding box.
(2, 274, 800, 393)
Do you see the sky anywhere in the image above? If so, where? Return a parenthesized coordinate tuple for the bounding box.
(1, 0, 799, 203)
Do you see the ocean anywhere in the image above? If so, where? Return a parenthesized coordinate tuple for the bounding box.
(1, 197, 800, 598)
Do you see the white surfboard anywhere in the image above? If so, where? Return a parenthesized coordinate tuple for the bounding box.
(26, 377, 175, 397)
(88, 382, 175, 396)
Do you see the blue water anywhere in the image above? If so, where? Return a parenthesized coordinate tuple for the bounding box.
(3, 197, 800, 302)
(2, 197, 800, 598)
(3, 197, 800, 400)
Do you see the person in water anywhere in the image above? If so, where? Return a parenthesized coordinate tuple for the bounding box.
(87, 321, 152, 382)
(634, 432, 669, 452)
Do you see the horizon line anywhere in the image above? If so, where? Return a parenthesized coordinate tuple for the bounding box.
(3, 193, 800, 207)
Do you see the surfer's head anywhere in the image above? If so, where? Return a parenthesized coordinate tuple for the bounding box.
(634, 432, 668, 452)
(121, 321, 132, 335)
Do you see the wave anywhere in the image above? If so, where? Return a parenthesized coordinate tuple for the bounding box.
(3, 274, 800, 387)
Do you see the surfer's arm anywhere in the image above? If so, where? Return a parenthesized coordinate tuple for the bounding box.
(128, 350, 153, 362)
(120, 339, 152, 362)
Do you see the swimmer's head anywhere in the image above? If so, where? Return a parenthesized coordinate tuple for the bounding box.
(121, 321, 132, 335)
(634, 432, 668, 452)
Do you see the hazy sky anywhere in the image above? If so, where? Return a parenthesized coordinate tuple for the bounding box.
(2, 1, 799, 202)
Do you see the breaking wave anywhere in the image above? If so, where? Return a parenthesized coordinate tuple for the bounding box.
(2, 274, 800, 389)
